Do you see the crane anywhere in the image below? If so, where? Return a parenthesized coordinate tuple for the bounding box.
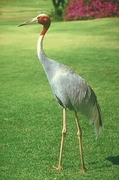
(18, 14, 103, 173)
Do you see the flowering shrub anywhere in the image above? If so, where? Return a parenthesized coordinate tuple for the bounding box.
(65, 0, 119, 21)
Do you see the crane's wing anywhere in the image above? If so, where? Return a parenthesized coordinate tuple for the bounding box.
(40, 57, 103, 137)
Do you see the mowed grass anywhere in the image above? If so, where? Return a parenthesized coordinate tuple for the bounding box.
(0, 1, 119, 180)
(0, 0, 53, 20)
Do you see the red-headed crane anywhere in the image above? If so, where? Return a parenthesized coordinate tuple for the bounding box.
(18, 14, 103, 173)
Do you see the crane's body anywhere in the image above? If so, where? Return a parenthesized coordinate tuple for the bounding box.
(18, 14, 103, 173)
(38, 35, 102, 137)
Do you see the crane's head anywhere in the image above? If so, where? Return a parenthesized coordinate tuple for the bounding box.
(18, 14, 51, 29)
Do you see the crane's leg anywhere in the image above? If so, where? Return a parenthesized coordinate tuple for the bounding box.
(74, 111, 86, 173)
(54, 108, 67, 171)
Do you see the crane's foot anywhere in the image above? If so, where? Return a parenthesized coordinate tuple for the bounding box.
(53, 165, 63, 171)
(81, 167, 86, 173)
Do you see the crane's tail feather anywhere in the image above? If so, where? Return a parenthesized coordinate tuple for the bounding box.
(89, 103, 103, 138)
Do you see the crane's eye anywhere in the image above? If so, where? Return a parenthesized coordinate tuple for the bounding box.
(37, 16, 42, 23)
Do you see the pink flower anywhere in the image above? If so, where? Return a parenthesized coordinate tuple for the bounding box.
(65, 0, 119, 21)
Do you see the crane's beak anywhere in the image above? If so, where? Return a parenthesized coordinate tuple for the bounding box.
(18, 16, 38, 27)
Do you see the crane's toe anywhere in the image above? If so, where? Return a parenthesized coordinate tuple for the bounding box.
(53, 165, 63, 171)
(81, 167, 86, 173)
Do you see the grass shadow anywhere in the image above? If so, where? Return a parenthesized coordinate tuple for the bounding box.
(106, 155, 119, 165)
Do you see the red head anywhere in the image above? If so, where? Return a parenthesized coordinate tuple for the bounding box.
(37, 14, 51, 28)
(18, 14, 51, 35)
(37, 14, 51, 35)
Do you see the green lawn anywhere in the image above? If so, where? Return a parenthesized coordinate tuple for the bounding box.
(0, 1, 119, 180)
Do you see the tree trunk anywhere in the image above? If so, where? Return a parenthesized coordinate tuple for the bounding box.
(52, 0, 66, 19)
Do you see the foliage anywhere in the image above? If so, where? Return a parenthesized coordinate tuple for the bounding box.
(52, 0, 67, 20)
(65, 0, 119, 21)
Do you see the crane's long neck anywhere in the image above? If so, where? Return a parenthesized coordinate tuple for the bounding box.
(37, 22, 50, 59)
(37, 23, 48, 62)
(37, 33, 49, 66)
(37, 27, 51, 73)
(37, 34, 45, 60)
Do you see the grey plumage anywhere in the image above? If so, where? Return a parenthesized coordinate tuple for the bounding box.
(18, 14, 103, 172)
(37, 35, 103, 137)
